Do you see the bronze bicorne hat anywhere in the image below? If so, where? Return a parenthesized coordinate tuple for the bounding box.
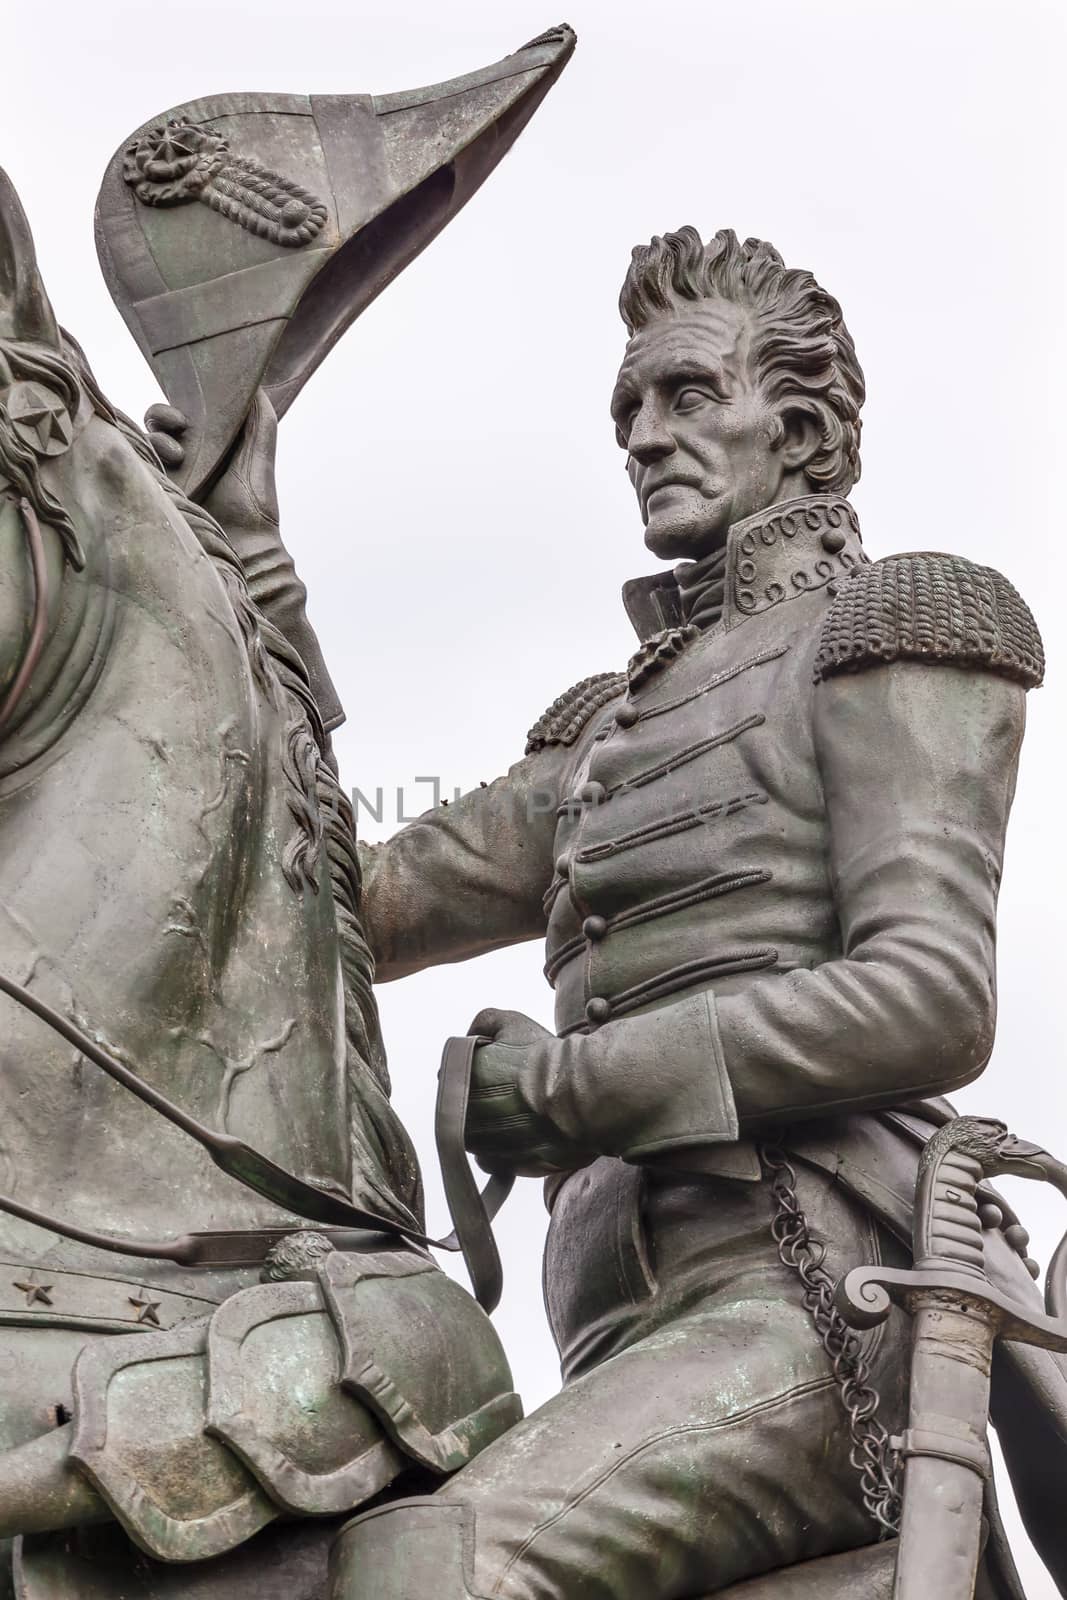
(95, 25, 575, 496)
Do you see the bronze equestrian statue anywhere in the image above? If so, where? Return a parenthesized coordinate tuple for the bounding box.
(0, 20, 1065, 1597)
(159, 221, 1067, 1598)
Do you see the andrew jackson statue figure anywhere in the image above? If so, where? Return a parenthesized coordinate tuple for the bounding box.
(325, 227, 1060, 1599)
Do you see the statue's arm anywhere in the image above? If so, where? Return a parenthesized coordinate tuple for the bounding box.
(359, 745, 565, 981)
(462, 657, 1035, 1177)
(149, 396, 344, 731)
(203, 395, 346, 730)
(713, 659, 1027, 1125)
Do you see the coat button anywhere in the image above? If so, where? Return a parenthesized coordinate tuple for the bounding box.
(582, 915, 607, 942)
(1004, 1224, 1030, 1254)
(978, 1203, 1003, 1230)
(821, 527, 847, 554)
(554, 855, 571, 880)
(585, 996, 612, 1025)
(614, 703, 639, 728)
(578, 780, 607, 806)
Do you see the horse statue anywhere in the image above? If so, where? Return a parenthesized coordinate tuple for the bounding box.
(3, 26, 1067, 1600)
(0, 25, 577, 1593)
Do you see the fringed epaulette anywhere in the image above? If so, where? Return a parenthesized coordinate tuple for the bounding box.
(814, 553, 1044, 689)
(525, 672, 627, 755)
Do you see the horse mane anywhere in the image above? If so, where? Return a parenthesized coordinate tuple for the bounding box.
(30, 331, 423, 1229)
(0, 340, 84, 568)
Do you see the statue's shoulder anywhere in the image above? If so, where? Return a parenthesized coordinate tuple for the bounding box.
(813, 550, 1044, 689)
(525, 671, 627, 755)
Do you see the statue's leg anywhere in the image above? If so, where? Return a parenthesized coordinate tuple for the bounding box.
(332, 1157, 909, 1600)
(711, 1543, 897, 1598)
(330, 1288, 906, 1599)
(332, 1511, 902, 1600)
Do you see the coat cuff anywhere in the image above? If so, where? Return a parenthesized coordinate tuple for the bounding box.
(604, 989, 739, 1161)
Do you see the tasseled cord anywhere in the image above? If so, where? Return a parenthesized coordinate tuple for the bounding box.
(0, 496, 49, 736)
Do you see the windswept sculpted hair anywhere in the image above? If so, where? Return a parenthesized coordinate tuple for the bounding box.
(619, 227, 865, 494)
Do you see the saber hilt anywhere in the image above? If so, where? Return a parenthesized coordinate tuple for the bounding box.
(836, 1116, 1067, 1600)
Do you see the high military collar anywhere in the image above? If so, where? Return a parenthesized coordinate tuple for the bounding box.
(675, 545, 728, 632)
(621, 493, 864, 644)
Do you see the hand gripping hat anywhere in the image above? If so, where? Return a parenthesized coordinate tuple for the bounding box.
(95, 25, 575, 495)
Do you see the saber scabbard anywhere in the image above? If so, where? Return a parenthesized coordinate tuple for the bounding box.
(836, 1116, 1067, 1600)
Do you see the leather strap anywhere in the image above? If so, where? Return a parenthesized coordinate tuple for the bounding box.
(896, 1420, 992, 1481)
(434, 1035, 514, 1314)
(0, 972, 514, 1309)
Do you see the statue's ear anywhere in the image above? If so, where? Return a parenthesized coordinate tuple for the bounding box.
(0, 169, 60, 349)
(773, 398, 827, 473)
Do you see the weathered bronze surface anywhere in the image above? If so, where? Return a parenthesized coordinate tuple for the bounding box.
(334, 227, 1063, 1598)
(0, 25, 1064, 1597)
(836, 1119, 1067, 1600)
(0, 25, 574, 1599)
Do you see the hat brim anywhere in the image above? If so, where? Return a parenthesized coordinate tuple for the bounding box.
(95, 27, 576, 496)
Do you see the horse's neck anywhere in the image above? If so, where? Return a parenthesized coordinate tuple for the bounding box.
(0, 419, 375, 1239)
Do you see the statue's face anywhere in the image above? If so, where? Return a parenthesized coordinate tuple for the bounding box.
(611, 300, 785, 562)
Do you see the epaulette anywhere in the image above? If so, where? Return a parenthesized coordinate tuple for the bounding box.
(525, 672, 627, 755)
(814, 552, 1044, 689)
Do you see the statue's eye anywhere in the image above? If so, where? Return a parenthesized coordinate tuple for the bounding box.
(614, 408, 638, 447)
(674, 387, 711, 412)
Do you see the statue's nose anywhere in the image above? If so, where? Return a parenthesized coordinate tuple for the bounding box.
(631, 438, 674, 465)
(628, 405, 675, 465)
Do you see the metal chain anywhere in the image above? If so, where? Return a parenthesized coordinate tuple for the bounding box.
(761, 1143, 902, 1536)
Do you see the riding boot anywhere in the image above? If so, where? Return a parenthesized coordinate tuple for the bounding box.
(329, 1498, 480, 1600)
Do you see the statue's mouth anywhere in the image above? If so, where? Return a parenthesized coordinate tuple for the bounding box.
(642, 476, 701, 513)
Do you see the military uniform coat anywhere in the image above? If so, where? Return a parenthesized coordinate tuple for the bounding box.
(361, 493, 1065, 1594)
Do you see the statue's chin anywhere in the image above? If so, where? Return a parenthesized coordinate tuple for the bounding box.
(643, 517, 727, 564)
(641, 484, 732, 563)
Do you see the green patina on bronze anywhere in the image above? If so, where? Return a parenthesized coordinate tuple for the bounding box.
(340, 228, 1062, 1600)
(0, 25, 573, 1598)
(0, 37, 1065, 1600)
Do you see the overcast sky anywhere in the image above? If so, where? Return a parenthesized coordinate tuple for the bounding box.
(6, 0, 1066, 1590)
